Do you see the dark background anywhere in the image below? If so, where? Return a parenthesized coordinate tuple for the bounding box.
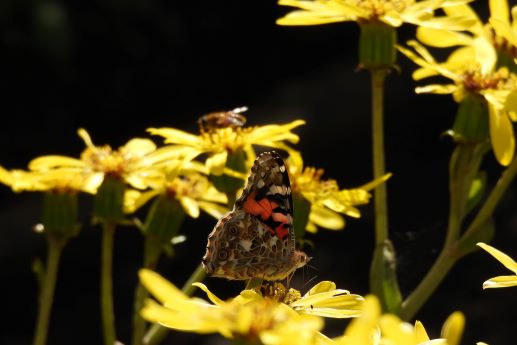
(0, 1, 516, 344)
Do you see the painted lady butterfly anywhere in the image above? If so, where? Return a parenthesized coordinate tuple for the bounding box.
(202, 151, 309, 281)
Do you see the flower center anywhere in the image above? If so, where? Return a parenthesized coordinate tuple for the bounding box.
(355, 0, 412, 20)
(462, 67, 512, 93)
(80, 145, 140, 176)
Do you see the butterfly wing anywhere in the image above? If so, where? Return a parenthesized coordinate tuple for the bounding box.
(202, 151, 300, 281)
(235, 151, 294, 252)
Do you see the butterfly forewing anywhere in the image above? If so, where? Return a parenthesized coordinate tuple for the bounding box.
(202, 151, 307, 281)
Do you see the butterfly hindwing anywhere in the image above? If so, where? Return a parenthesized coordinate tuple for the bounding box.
(202, 151, 307, 281)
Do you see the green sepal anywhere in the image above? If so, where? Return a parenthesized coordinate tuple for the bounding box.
(466, 171, 487, 214)
(359, 22, 397, 70)
(209, 150, 247, 196)
(450, 94, 489, 143)
(369, 240, 402, 314)
(93, 175, 126, 223)
(457, 219, 495, 258)
(293, 192, 311, 242)
(144, 194, 186, 242)
(42, 191, 80, 238)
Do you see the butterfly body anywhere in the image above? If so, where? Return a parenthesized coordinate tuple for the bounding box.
(202, 151, 309, 281)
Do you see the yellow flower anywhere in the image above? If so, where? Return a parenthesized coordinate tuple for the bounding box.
(27, 128, 159, 190)
(148, 120, 305, 176)
(398, 40, 517, 165)
(124, 159, 228, 219)
(477, 242, 517, 288)
(0, 165, 98, 194)
(139, 269, 348, 344)
(417, 1, 517, 66)
(334, 295, 463, 345)
(288, 151, 390, 232)
(258, 281, 364, 318)
(139, 270, 362, 344)
(276, 0, 475, 29)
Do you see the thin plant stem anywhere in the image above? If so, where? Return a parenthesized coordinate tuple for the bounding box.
(401, 155, 517, 320)
(143, 263, 207, 345)
(33, 236, 65, 345)
(399, 245, 457, 321)
(132, 237, 162, 345)
(371, 69, 389, 246)
(101, 222, 117, 345)
(464, 155, 517, 237)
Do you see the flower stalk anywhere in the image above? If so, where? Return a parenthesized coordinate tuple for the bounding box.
(33, 236, 65, 345)
(401, 153, 517, 320)
(95, 175, 126, 345)
(368, 68, 401, 313)
(132, 196, 186, 345)
(100, 222, 116, 345)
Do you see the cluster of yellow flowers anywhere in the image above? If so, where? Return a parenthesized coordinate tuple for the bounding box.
(3, 0, 517, 345)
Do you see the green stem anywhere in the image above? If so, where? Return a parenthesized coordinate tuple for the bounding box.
(101, 222, 117, 345)
(33, 236, 65, 345)
(371, 69, 389, 246)
(143, 263, 207, 345)
(401, 156, 517, 320)
(132, 237, 162, 345)
(463, 155, 517, 238)
(400, 246, 458, 321)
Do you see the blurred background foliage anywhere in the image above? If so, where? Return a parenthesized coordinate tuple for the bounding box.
(0, 1, 515, 344)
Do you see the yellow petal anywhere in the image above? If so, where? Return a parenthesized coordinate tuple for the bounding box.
(477, 242, 517, 274)
(473, 37, 497, 75)
(121, 138, 156, 157)
(206, 150, 228, 176)
(414, 320, 431, 342)
(306, 281, 337, 295)
(77, 128, 96, 149)
(192, 282, 225, 305)
(124, 189, 160, 214)
(415, 84, 457, 94)
(29, 156, 86, 171)
(441, 311, 465, 345)
(416, 27, 473, 47)
(489, 0, 509, 24)
(309, 205, 345, 230)
(0, 165, 14, 187)
(482, 275, 517, 288)
(504, 90, 517, 120)
(139, 269, 187, 305)
(198, 201, 229, 219)
(180, 196, 200, 218)
(148, 127, 203, 147)
(488, 105, 515, 166)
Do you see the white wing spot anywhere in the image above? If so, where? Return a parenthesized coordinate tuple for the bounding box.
(257, 179, 265, 188)
(279, 165, 286, 172)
